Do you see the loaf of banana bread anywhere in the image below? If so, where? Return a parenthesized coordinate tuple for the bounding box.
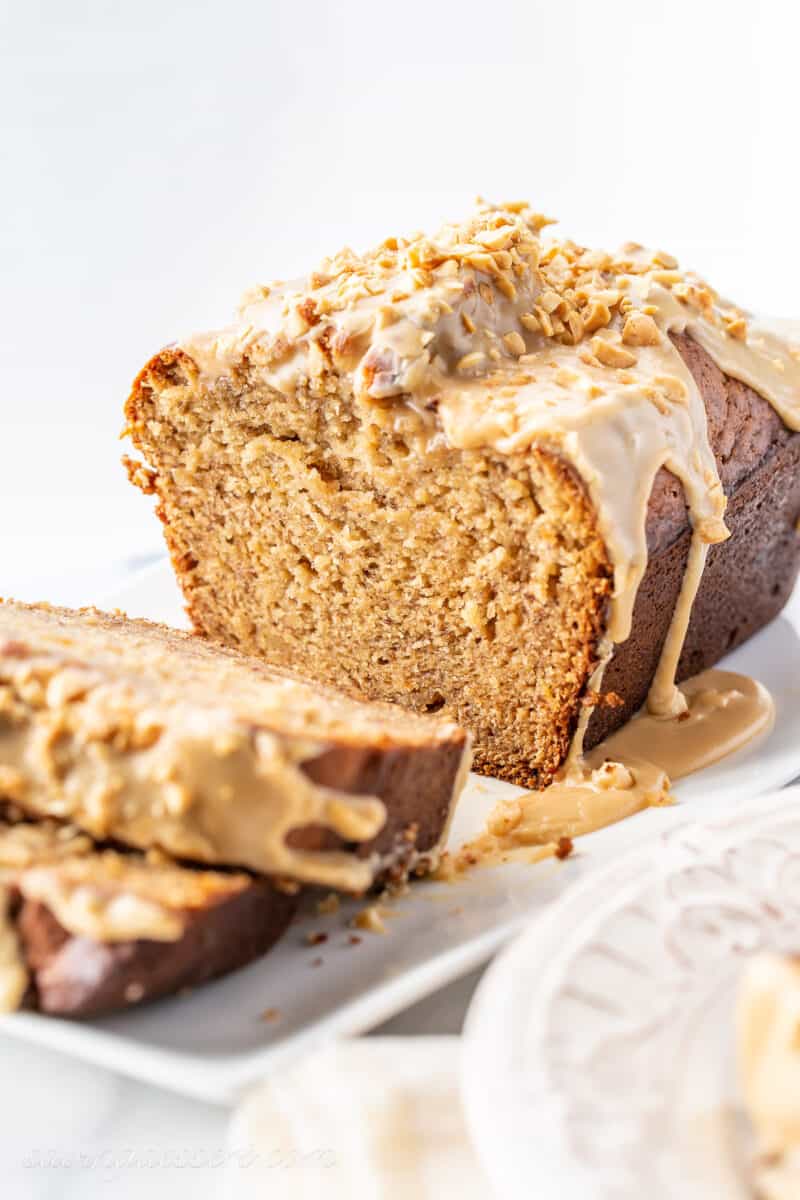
(124, 203, 800, 786)
(0, 814, 297, 1017)
(0, 602, 469, 890)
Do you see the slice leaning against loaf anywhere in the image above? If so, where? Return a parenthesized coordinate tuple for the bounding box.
(0, 813, 297, 1017)
(0, 602, 470, 892)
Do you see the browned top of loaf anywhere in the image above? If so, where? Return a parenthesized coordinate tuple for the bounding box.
(0, 600, 465, 751)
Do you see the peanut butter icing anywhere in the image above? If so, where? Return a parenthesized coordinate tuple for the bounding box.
(440, 668, 773, 871)
(0, 817, 93, 875)
(16, 852, 250, 943)
(179, 201, 799, 838)
(0, 604, 467, 893)
(0, 815, 276, 1014)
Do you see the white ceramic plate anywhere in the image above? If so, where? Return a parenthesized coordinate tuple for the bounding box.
(2, 561, 800, 1103)
(462, 786, 800, 1200)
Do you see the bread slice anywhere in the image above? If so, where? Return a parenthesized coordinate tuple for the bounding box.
(0, 602, 469, 891)
(0, 813, 296, 1017)
(124, 203, 800, 786)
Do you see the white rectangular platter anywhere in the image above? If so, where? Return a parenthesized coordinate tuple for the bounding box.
(3, 560, 800, 1103)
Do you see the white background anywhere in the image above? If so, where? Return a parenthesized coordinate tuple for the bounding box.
(3, 0, 799, 602)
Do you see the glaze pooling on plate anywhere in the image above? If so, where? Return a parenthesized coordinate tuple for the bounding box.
(439, 667, 775, 871)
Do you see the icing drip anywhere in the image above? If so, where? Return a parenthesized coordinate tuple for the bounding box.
(646, 536, 708, 717)
(598, 669, 773, 778)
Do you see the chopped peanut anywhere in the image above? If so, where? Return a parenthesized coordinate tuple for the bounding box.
(591, 337, 638, 369)
(622, 312, 661, 347)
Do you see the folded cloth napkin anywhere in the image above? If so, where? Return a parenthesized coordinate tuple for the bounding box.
(225, 1037, 493, 1198)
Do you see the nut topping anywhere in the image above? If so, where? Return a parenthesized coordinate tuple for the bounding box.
(622, 313, 661, 347)
(591, 337, 638, 369)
